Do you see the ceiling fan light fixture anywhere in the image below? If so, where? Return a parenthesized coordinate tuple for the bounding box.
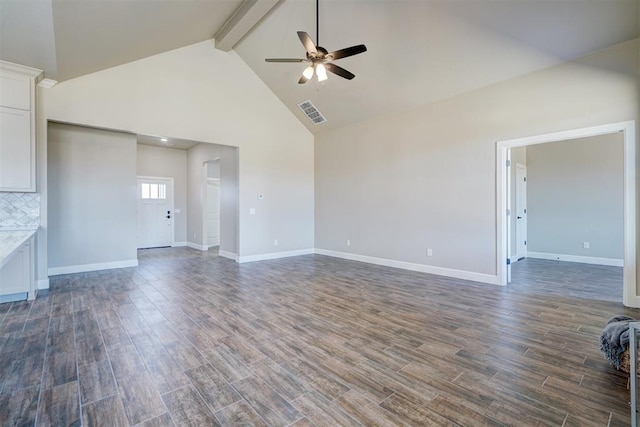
(264, 0, 366, 84)
(316, 63, 328, 81)
(302, 65, 314, 79)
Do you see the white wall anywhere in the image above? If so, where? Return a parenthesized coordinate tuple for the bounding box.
(315, 40, 638, 282)
(526, 133, 623, 261)
(48, 122, 137, 273)
(37, 40, 314, 282)
(136, 144, 188, 244)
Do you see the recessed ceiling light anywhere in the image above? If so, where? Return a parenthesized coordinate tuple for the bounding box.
(160, 138, 168, 142)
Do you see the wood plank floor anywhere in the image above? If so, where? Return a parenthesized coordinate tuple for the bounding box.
(510, 258, 624, 303)
(0, 248, 637, 426)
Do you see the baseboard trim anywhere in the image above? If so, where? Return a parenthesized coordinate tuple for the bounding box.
(625, 295, 640, 308)
(527, 252, 623, 267)
(172, 242, 187, 247)
(219, 251, 238, 261)
(187, 242, 208, 251)
(37, 278, 50, 290)
(314, 248, 499, 285)
(238, 249, 315, 263)
(48, 259, 139, 276)
(0, 292, 27, 304)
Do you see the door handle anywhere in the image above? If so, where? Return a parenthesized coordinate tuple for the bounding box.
(517, 216, 522, 219)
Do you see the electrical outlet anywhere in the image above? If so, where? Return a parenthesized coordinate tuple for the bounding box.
(249, 208, 256, 214)
(583, 242, 590, 249)
(427, 248, 433, 257)
(274, 239, 278, 246)
(346, 240, 351, 247)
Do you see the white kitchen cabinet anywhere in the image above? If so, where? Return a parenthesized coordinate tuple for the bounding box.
(0, 61, 42, 192)
(0, 234, 35, 301)
(0, 70, 31, 110)
(0, 107, 32, 190)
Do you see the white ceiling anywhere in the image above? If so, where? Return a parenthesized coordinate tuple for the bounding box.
(137, 134, 200, 150)
(51, 0, 244, 81)
(1, 0, 638, 134)
(0, 0, 244, 81)
(235, 0, 639, 133)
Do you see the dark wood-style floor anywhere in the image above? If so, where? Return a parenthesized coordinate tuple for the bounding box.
(0, 249, 636, 426)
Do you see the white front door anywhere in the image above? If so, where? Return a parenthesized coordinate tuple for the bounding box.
(206, 181, 220, 247)
(515, 163, 528, 260)
(137, 177, 173, 249)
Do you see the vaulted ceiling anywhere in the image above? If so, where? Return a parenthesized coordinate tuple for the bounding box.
(1, 0, 638, 134)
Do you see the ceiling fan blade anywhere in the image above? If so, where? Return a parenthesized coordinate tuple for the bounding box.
(297, 31, 317, 54)
(328, 44, 367, 61)
(325, 63, 355, 80)
(265, 58, 307, 62)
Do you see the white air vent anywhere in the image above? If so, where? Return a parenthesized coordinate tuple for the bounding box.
(298, 100, 327, 125)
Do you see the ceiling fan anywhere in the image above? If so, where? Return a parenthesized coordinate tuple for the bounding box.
(265, 0, 367, 84)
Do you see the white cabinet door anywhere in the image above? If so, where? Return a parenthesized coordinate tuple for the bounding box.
(0, 106, 34, 191)
(0, 240, 31, 296)
(0, 72, 31, 110)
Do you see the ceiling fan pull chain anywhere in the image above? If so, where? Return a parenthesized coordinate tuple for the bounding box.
(316, 0, 319, 46)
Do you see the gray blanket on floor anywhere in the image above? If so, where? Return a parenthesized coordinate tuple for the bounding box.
(600, 315, 637, 370)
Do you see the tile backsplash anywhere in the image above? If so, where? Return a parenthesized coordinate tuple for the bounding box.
(0, 193, 40, 228)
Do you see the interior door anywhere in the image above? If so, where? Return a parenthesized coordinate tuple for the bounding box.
(515, 163, 528, 260)
(206, 181, 220, 247)
(137, 177, 172, 249)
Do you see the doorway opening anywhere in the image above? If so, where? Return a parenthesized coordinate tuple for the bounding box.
(496, 121, 636, 306)
(137, 138, 239, 258)
(204, 159, 221, 249)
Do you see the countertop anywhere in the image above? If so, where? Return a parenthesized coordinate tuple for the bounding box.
(0, 227, 37, 269)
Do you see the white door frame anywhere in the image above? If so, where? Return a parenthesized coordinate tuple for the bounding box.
(137, 175, 175, 247)
(496, 121, 637, 306)
(506, 150, 512, 282)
